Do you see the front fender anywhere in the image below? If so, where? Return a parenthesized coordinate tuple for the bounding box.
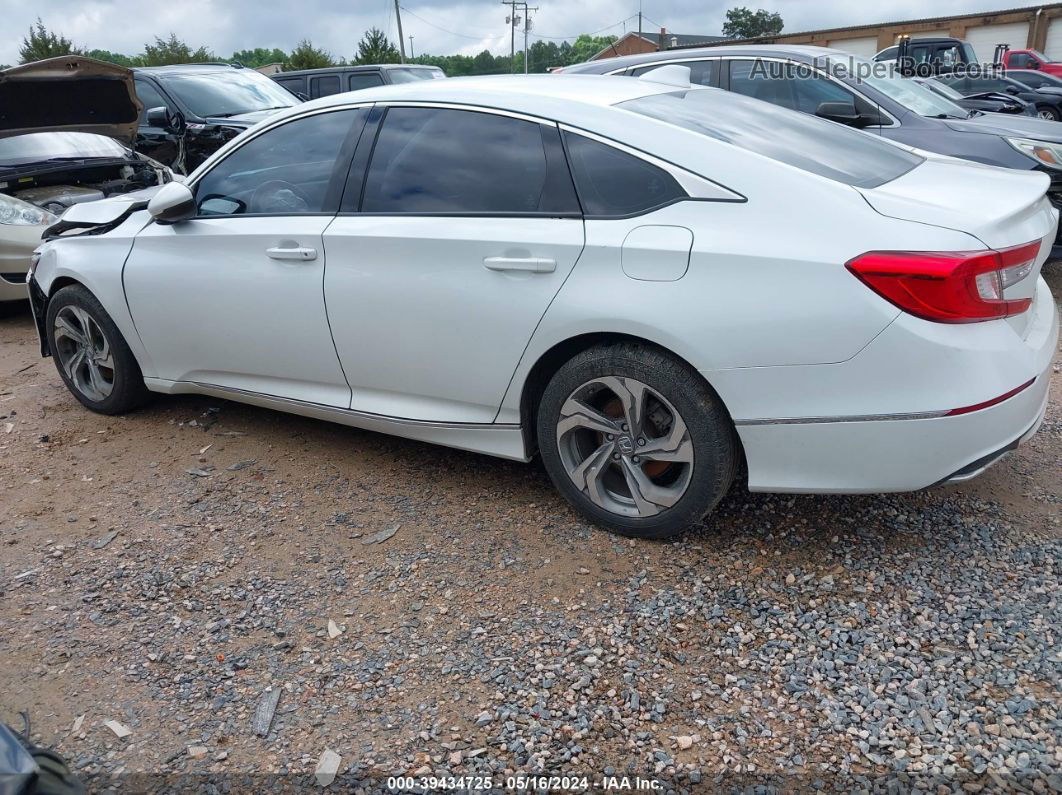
(31, 212, 157, 377)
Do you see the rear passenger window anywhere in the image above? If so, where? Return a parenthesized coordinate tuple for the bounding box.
(562, 132, 686, 217)
(349, 73, 384, 91)
(361, 107, 579, 215)
(310, 75, 340, 99)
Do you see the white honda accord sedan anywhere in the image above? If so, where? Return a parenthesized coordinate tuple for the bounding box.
(27, 72, 1059, 538)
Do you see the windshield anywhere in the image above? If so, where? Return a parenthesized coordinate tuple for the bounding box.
(0, 132, 129, 167)
(861, 70, 969, 118)
(924, 79, 965, 101)
(387, 68, 446, 84)
(619, 89, 923, 189)
(160, 69, 298, 118)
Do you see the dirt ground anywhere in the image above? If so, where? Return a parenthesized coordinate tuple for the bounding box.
(1, 270, 1059, 794)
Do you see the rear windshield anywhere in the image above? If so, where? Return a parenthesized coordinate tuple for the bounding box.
(618, 88, 923, 188)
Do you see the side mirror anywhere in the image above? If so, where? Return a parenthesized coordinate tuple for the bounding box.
(1030, 60, 1041, 69)
(148, 181, 196, 225)
(146, 106, 185, 132)
(816, 101, 881, 129)
(146, 106, 171, 129)
(1005, 84, 1021, 94)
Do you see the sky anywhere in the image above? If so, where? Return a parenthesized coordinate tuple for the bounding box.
(0, 0, 1042, 65)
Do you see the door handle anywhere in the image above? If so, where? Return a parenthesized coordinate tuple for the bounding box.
(266, 245, 317, 261)
(483, 256, 556, 273)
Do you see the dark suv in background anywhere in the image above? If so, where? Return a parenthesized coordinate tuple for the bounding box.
(133, 63, 301, 173)
(272, 64, 445, 100)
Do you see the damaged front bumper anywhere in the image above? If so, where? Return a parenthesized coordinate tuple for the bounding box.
(28, 274, 50, 358)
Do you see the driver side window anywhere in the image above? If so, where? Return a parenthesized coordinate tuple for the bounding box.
(194, 109, 364, 216)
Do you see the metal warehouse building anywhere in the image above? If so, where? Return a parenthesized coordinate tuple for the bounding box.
(670, 4, 1062, 62)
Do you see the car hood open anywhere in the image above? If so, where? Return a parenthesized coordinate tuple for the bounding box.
(0, 56, 141, 144)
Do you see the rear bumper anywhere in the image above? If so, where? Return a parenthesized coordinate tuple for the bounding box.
(714, 276, 1058, 494)
(735, 371, 1051, 493)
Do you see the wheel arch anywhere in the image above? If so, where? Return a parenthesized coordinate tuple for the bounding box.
(517, 331, 743, 464)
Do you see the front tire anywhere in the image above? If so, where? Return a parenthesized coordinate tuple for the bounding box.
(536, 343, 738, 538)
(45, 285, 151, 415)
(1036, 105, 1060, 121)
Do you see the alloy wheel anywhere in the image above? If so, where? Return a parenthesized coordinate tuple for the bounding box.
(1038, 109, 1056, 120)
(53, 305, 115, 402)
(555, 376, 694, 518)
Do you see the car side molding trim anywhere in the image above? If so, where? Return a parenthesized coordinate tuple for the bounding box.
(735, 410, 949, 426)
(144, 379, 531, 462)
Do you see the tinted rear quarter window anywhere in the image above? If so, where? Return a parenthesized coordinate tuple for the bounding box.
(619, 89, 923, 189)
(563, 133, 686, 216)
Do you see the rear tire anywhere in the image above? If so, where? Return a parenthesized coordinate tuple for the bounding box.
(45, 285, 151, 415)
(536, 343, 738, 539)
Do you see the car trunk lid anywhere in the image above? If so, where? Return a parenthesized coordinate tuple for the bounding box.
(857, 157, 1056, 337)
(0, 56, 141, 145)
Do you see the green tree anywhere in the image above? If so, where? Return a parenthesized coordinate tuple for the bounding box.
(19, 17, 83, 63)
(139, 33, 215, 66)
(86, 49, 137, 67)
(354, 28, 400, 65)
(231, 47, 289, 68)
(722, 7, 783, 39)
(567, 34, 618, 64)
(286, 39, 334, 70)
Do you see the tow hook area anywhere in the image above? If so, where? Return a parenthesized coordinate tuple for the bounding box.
(28, 277, 50, 358)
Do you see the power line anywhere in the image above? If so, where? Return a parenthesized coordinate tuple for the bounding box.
(529, 14, 638, 41)
(399, 6, 495, 40)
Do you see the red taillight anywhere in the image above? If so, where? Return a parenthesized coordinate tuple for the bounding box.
(846, 241, 1040, 323)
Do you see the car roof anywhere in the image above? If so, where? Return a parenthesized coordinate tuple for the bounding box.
(563, 44, 858, 74)
(134, 63, 245, 75)
(278, 73, 695, 118)
(279, 64, 443, 76)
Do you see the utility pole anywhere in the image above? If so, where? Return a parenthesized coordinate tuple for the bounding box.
(638, 0, 642, 39)
(395, 0, 406, 63)
(408, 35, 415, 58)
(522, 6, 537, 74)
(502, 1, 516, 72)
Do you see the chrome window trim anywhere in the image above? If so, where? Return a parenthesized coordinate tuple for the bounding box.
(372, 100, 555, 127)
(604, 55, 723, 77)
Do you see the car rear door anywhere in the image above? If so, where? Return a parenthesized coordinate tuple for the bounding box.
(123, 107, 368, 406)
(322, 105, 585, 423)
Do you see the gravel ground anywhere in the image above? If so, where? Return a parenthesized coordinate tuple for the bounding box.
(1, 270, 1060, 794)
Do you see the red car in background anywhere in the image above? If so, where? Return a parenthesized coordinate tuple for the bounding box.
(1001, 49, 1062, 77)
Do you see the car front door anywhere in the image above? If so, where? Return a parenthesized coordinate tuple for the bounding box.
(322, 105, 585, 423)
(133, 77, 181, 169)
(123, 107, 368, 406)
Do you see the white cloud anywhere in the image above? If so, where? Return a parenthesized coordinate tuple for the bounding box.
(0, 0, 1042, 66)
